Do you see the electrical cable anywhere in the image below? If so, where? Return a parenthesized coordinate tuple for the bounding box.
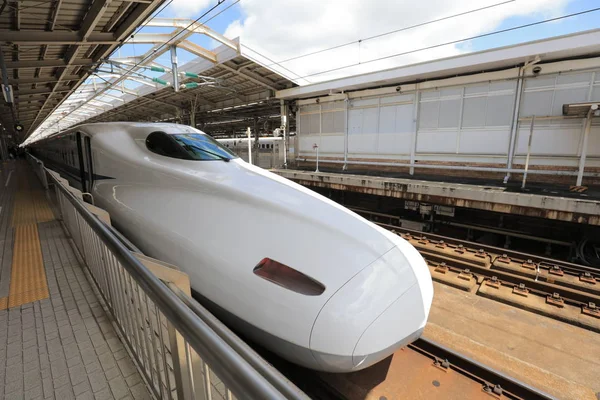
(264, 0, 515, 67)
(297, 6, 600, 79)
(240, 44, 311, 84)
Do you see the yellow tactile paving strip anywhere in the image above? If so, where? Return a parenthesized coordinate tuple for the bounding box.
(0, 164, 55, 310)
(4, 224, 49, 308)
(12, 187, 55, 226)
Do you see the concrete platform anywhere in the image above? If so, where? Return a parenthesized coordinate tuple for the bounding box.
(273, 169, 600, 225)
(0, 162, 150, 400)
(425, 282, 600, 400)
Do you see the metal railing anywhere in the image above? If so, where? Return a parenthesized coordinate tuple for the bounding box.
(27, 154, 307, 400)
(27, 153, 48, 189)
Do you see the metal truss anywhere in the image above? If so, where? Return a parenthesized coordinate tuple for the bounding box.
(26, 18, 241, 144)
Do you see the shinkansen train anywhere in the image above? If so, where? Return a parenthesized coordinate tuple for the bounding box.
(29, 122, 433, 372)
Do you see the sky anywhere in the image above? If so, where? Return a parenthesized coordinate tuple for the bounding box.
(122, 0, 600, 84)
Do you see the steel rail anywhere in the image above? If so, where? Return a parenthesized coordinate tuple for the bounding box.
(425, 256, 600, 307)
(410, 338, 556, 400)
(38, 158, 305, 400)
(348, 207, 599, 276)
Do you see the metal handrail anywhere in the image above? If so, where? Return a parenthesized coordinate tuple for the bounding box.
(170, 285, 306, 400)
(31, 154, 307, 400)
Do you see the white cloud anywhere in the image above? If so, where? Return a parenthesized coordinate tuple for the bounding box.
(168, 0, 212, 18)
(223, 0, 572, 83)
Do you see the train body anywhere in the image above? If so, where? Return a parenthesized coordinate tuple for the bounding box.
(30, 122, 433, 372)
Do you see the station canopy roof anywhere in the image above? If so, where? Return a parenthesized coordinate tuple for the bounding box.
(16, 17, 298, 145)
(0, 0, 167, 143)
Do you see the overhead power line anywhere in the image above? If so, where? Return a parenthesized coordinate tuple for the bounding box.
(265, 0, 515, 68)
(297, 6, 600, 80)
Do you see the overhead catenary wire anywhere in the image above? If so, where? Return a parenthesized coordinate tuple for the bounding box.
(241, 43, 312, 84)
(295, 6, 600, 80)
(242, 1, 515, 85)
(263, 0, 516, 68)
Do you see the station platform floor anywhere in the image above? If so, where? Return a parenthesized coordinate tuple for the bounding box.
(0, 161, 150, 400)
(273, 169, 600, 225)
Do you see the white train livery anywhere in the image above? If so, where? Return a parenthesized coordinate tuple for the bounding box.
(29, 122, 433, 372)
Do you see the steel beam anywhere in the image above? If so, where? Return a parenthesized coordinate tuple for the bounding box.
(12, 0, 20, 83)
(114, 2, 158, 40)
(48, 0, 63, 31)
(15, 86, 72, 96)
(178, 40, 217, 64)
(104, 1, 132, 32)
(34, 0, 65, 89)
(145, 18, 238, 51)
(1, 31, 116, 44)
(130, 33, 174, 44)
(80, 0, 113, 41)
(12, 0, 19, 31)
(5, 59, 94, 69)
(219, 64, 277, 92)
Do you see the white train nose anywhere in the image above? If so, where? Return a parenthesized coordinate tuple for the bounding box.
(309, 244, 432, 372)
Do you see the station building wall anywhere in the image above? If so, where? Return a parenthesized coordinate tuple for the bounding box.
(295, 57, 600, 185)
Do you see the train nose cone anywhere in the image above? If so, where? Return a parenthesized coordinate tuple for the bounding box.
(309, 242, 433, 372)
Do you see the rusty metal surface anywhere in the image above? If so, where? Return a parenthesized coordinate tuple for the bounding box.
(366, 222, 600, 332)
(426, 283, 600, 400)
(316, 347, 490, 400)
(273, 170, 600, 225)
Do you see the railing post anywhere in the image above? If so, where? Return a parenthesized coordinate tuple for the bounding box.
(55, 187, 64, 220)
(168, 322, 206, 399)
(74, 212, 87, 261)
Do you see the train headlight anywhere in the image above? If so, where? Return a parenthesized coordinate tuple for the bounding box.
(253, 258, 325, 296)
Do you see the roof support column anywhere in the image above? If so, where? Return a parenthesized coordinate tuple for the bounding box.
(576, 106, 597, 186)
(171, 46, 179, 92)
(280, 99, 288, 168)
(343, 93, 350, 171)
(253, 117, 259, 165)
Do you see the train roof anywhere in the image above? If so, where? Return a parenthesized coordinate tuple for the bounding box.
(39, 122, 203, 142)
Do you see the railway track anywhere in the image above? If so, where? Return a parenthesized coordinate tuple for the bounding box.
(349, 207, 600, 333)
(294, 338, 554, 400)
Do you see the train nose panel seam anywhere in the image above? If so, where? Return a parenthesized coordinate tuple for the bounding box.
(307, 245, 400, 368)
(350, 282, 418, 366)
(308, 247, 412, 364)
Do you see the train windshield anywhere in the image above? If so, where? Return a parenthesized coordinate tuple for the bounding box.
(146, 131, 237, 161)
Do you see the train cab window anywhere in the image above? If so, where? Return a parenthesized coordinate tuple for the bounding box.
(146, 131, 190, 159)
(146, 131, 237, 161)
